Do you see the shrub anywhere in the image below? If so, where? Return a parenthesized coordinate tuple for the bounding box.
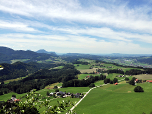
(46, 91, 50, 96)
(125, 77, 129, 81)
(12, 95, 16, 98)
(134, 86, 144, 92)
(53, 85, 58, 89)
(104, 78, 110, 84)
(113, 78, 118, 83)
(110, 80, 113, 84)
(0, 91, 3, 95)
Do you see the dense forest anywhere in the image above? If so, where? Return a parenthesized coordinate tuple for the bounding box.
(0, 64, 80, 94)
(0, 62, 65, 82)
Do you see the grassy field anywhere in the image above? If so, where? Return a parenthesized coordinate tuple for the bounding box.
(78, 59, 95, 63)
(75, 83, 152, 114)
(78, 74, 100, 80)
(11, 59, 30, 64)
(4, 76, 28, 84)
(94, 80, 104, 86)
(74, 64, 92, 70)
(0, 92, 27, 101)
(50, 66, 64, 70)
(79, 68, 98, 73)
(133, 74, 152, 80)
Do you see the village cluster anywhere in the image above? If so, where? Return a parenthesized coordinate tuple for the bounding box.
(49, 91, 84, 98)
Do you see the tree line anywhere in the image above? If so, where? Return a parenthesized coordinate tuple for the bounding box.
(62, 74, 106, 87)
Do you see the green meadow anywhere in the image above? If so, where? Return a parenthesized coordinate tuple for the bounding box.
(11, 59, 30, 64)
(78, 74, 100, 80)
(0, 92, 27, 101)
(74, 64, 92, 70)
(4, 76, 28, 84)
(75, 83, 152, 114)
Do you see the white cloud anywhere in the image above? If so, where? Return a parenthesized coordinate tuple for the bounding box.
(0, 0, 152, 54)
(0, 33, 152, 54)
(0, 20, 38, 32)
(50, 26, 152, 44)
(0, 0, 152, 33)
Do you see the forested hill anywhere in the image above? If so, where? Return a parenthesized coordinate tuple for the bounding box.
(0, 46, 58, 63)
(137, 56, 152, 65)
(0, 62, 65, 82)
(0, 64, 80, 94)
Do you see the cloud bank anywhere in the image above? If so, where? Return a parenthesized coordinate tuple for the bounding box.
(0, 0, 152, 54)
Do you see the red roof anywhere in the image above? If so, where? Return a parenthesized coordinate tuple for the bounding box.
(147, 80, 152, 82)
(114, 83, 118, 85)
(14, 99, 20, 102)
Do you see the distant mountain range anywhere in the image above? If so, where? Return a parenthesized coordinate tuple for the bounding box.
(1, 46, 152, 64)
(0, 46, 57, 63)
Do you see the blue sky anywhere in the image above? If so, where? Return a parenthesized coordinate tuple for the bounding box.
(0, 0, 152, 54)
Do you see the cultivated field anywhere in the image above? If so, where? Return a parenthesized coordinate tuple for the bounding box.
(133, 74, 152, 80)
(79, 68, 98, 73)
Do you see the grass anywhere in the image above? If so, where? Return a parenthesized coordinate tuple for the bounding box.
(78, 74, 90, 80)
(75, 83, 152, 114)
(94, 80, 104, 86)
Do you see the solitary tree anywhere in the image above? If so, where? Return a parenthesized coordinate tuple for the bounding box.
(134, 86, 144, 92)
